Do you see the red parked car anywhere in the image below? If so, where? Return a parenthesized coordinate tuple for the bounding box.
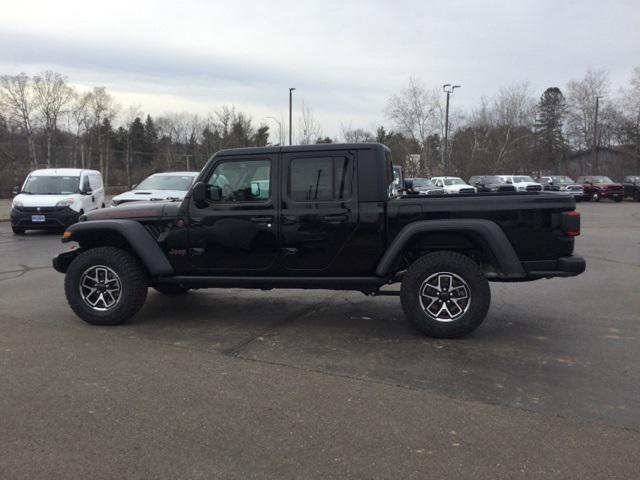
(575, 176, 624, 202)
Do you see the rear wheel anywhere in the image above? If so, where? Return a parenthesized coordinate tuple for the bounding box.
(634, 190, 640, 202)
(11, 226, 25, 235)
(592, 192, 601, 202)
(614, 197, 623, 203)
(65, 246, 148, 325)
(400, 251, 491, 338)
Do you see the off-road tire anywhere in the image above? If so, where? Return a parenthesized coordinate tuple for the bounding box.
(65, 246, 148, 326)
(12, 226, 25, 235)
(152, 285, 190, 295)
(400, 251, 491, 338)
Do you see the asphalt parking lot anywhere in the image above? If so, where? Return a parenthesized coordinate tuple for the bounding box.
(1, 201, 639, 479)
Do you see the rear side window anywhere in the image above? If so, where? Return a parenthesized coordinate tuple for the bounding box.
(289, 156, 352, 202)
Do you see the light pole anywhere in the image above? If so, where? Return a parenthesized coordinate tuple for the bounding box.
(592, 96, 601, 173)
(289, 88, 295, 145)
(442, 84, 461, 175)
(265, 116, 283, 145)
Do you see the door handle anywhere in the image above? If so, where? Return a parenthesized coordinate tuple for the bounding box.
(322, 214, 348, 224)
(250, 216, 273, 223)
(281, 215, 298, 225)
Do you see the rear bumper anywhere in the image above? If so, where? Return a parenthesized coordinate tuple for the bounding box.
(522, 255, 586, 279)
(11, 207, 80, 230)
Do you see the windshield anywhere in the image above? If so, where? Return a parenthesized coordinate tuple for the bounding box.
(136, 175, 195, 191)
(591, 176, 614, 183)
(551, 176, 574, 184)
(22, 175, 79, 194)
(412, 178, 433, 187)
(484, 176, 505, 184)
(443, 178, 465, 186)
(513, 176, 535, 183)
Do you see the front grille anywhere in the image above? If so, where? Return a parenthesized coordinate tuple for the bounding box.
(459, 188, 476, 194)
(16, 206, 65, 213)
(497, 186, 516, 192)
(526, 185, 542, 191)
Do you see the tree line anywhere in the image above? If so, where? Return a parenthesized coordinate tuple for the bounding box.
(1, 67, 639, 196)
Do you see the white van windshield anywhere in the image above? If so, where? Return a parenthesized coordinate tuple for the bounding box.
(22, 176, 80, 194)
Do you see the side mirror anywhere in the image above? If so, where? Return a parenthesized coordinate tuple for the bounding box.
(12, 186, 20, 195)
(83, 188, 93, 196)
(191, 182, 208, 207)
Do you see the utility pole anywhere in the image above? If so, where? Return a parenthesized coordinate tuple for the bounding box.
(289, 88, 295, 146)
(442, 84, 461, 176)
(592, 96, 600, 174)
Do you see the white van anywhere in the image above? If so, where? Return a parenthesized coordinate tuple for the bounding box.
(10, 168, 105, 234)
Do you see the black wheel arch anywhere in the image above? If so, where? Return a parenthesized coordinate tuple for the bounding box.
(61, 220, 174, 276)
(376, 219, 526, 280)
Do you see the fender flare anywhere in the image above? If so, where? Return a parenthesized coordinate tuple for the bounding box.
(63, 220, 174, 276)
(375, 219, 526, 278)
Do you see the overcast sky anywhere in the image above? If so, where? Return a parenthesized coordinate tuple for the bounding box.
(1, 0, 638, 138)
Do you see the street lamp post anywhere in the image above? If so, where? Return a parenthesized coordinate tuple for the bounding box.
(289, 88, 296, 146)
(442, 84, 461, 176)
(592, 96, 601, 173)
(265, 116, 283, 145)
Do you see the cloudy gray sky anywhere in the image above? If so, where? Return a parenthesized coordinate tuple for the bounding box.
(1, 0, 638, 138)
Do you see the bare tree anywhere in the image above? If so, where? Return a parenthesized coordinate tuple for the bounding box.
(70, 91, 92, 168)
(87, 87, 118, 182)
(0, 73, 39, 169)
(385, 77, 442, 173)
(298, 101, 322, 144)
(619, 67, 640, 170)
(341, 124, 375, 143)
(33, 71, 75, 167)
(565, 68, 610, 151)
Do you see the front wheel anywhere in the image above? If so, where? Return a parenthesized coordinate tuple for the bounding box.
(614, 197, 623, 203)
(64, 246, 148, 325)
(634, 190, 640, 202)
(592, 192, 601, 202)
(12, 226, 25, 235)
(400, 251, 491, 338)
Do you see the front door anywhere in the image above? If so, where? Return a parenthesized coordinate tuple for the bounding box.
(279, 149, 359, 272)
(187, 155, 279, 273)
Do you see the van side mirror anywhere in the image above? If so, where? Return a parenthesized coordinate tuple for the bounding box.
(12, 186, 20, 195)
(82, 188, 93, 196)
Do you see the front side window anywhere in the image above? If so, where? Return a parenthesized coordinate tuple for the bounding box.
(289, 156, 352, 202)
(22, 176, 80, 195)
(444, 178, 465, 186)
(513, 176, 535, 183)
(207, 159, 271, 202)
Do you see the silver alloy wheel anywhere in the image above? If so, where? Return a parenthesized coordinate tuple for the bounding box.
(79, 265, 122, 311)
(592, 192, 599, 201)
(418, 272, 471, 322)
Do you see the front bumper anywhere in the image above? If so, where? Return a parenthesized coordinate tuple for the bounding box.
(522, 255, 586, 279)
(52, 249, 81, 274)
(11, 206, 80, 230)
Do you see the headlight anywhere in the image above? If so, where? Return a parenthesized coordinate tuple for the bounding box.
(111, 199, 119, 207)
(56, 198, 75, 207)
(12, 198, 23, 209)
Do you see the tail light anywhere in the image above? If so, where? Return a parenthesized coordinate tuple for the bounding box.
(561, 210, 580, 236)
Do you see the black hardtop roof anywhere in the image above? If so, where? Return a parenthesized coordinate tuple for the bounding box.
(215, 142, 388, 157)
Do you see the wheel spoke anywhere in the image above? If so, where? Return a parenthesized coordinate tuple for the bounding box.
(418, 271, 472, 323)
(79, 265, 122, 312)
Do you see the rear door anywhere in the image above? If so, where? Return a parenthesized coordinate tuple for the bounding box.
(279, 149, 358, 272)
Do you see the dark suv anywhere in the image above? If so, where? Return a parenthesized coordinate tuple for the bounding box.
(53, 143, 585, 338)
(469, 175, 516, 192)
(622, 175, 640, 201)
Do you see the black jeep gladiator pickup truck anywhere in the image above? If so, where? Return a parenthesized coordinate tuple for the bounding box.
(53, 143, 585, 338)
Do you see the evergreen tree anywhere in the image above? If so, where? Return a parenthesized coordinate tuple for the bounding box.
(143, 114, 158, 156)
(535, 87, 568, 173)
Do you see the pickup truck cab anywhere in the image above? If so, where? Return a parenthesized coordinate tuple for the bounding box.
(11, 168, 104, 234)
(431, 177, 477, 194)
(53, 143, 585, 338)
(468, 175, 516, 193)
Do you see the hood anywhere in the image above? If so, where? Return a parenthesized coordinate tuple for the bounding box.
(112, 189, 188, 203)
(84, 201, 180, 221)
(445, 184, 475, 192)
(13, 193, 76, 207)
(592, 182, 623, 188)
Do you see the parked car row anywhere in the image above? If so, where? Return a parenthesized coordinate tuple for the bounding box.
(10, 169, 199, 234)
(403, 172, 640, 203)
